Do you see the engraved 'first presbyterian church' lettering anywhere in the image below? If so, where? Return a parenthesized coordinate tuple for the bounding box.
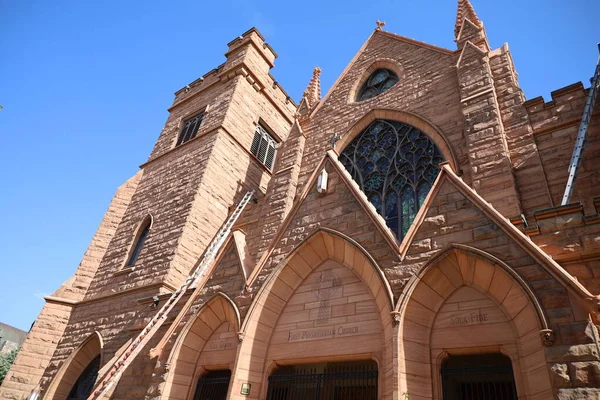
(288, 325, 360, 342)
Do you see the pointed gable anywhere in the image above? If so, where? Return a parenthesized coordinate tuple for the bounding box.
(200, 240, 246, 298)
(402, 165, 597, 317)
(248, 151, 407, 293)
(302, 67, 322, 109)
(455, 0, 483, 38)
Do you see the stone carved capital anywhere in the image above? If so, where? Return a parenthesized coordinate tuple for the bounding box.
(540, 329, 555, 347)
(391, 311, 401, 326)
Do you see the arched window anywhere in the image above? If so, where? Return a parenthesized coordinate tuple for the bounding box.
(356, 69, 399, 101)
(340, 119, 444, 240)
(66, 355, 100, 400)
(125, 218, 151, 268)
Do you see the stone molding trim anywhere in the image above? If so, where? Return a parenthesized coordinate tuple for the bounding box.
(43, 295, 78, 305)
(245, 151, 401, 287)
(431, 164, 600, 317)
(310, 32, 376, 119)
(311, 30, 454, 119)
(395, 247, 554, 398)
(170, 61, 295, 125)
(242, 228, 395, 336)
(395, 244, 552, 332)
(157, 293, 241, 400)
(375, 30, 455, 55)
(168, 78, 222, 113)
(398, 161, 453, 260)
(247, 150, 598, 321)
(165, 292, 241, 365)
(456, 39, 486, 69)
(236, 232, 395, 399)
(42, 331, 103, 400)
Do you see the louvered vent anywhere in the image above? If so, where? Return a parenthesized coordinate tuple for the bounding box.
(250, 130, 261, 155)
(265, 143, 276, 169)
(176, 113, 204, 146)
(251, 124, 278, 170)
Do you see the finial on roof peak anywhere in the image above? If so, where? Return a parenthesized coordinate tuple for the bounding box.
(303, 67, 322, 109)
(455, 0, 483, 38)
(376, 20, 386, 31)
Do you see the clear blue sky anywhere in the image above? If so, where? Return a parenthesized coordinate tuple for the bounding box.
(0, 0, 598, 332)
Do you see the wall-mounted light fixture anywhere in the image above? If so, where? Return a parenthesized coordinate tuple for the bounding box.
(317, 169, 328, 194)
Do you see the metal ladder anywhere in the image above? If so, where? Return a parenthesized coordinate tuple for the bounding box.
(561, 43, 600, 205)
(86, 190, 255, 400)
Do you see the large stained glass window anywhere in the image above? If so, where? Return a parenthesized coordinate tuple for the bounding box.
(340, 120, 444, 240)
(356, 69, 399, 101)
(67, 355, 100, 400)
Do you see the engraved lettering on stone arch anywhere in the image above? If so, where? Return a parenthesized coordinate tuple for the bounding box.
(312, 269, 341, 325)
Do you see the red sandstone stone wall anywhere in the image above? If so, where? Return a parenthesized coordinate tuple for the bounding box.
(4, 20, 600, 400)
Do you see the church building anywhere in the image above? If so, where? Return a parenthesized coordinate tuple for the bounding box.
(2, 1, 600, 399)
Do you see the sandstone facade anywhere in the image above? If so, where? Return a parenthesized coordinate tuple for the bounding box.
(2, 2, 600, 400)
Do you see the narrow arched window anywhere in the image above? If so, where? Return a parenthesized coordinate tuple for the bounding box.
(356, 69, 399, 101)
(126, 218, 151, 268)
(340, 120, 444, 240)
(66, 355, 100, 400)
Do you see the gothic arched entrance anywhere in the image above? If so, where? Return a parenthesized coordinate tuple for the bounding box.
(396, 246, 553, 400)
(44, 332, 103, 400)
(160, 293, 240, 400)
(233, 230, 395, 400)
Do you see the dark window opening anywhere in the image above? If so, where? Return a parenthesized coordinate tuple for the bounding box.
(67, 355, 100, 400)
(356, 68, 399, 101)
(441, 353, 518, 400)
(339, 119, 444, 240)
(267, 360, 377, 400)
(250, 124, 277, 170)
(176, 113, 204, 146)
(193, 370, 231, 400)
(126, 221, 150, 268)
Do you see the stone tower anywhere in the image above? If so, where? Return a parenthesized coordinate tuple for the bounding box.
(0, 28, 295, 400)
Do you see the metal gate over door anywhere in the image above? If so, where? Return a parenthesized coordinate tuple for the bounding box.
(193, 370, 231, 400)
(441, 354, 517, 400)
(266, 361, 378, 400)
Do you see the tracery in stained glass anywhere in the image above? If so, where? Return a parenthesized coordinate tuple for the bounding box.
(356, 69, 399, 101)
(339, 120, 445, 240)
(67, 355, 100, 400)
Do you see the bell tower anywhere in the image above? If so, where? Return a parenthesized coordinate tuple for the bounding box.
(0, 27, 296, 400)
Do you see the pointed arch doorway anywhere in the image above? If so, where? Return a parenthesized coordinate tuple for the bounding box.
(160, 293, 241, 400)
(440, 353, 517, 400)
(396, 246, 553, 399)
(234, 229, 395, 399)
